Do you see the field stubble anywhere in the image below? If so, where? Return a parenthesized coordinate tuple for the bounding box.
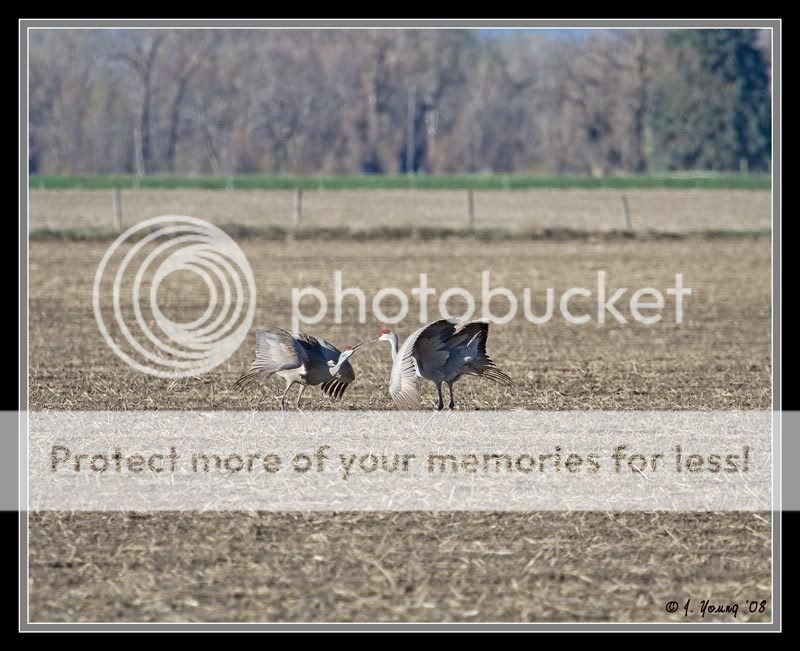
(28, 236, 772, 622)
(30, 237, 770, 411)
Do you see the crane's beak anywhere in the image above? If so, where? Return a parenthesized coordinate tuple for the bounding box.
(350, 336, 380, 352)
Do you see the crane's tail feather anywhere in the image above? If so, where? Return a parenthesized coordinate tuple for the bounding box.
(473, 356, 512, 386)
(480, 366, 512, 386)
(232, 365, 272, 392)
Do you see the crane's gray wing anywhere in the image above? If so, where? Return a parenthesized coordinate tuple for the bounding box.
(390, 319, 457, 409)
(292, 332, 358, 399)
(292, 331, 342, 368)
(447, 320, 512, 385)
(294, 332, 343, 361)
(448, 320, 488, 352)
(410, 319, 457, 376)
(316, 336, 358, 400)
(232, 328, 305, 391)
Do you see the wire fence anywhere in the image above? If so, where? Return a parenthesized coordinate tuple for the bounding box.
(29, 186, 771, 235)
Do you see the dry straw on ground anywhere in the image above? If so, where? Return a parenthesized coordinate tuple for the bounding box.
(27, 234, 772, 623)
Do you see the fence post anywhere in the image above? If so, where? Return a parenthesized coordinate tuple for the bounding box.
(293, 188, 303, 227)
(466, 189, 475, 227)
(112, 188, 122, 232)
(621, 194, 633, 231)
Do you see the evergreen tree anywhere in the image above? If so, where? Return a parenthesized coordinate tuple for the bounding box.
(651, 29, 771, 172)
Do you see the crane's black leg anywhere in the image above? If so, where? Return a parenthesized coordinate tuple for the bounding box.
(435, 383, 444, 411)
(447, 381, 455, 409)
(295, 384, 306, 410)
(277, 381, 294, 411)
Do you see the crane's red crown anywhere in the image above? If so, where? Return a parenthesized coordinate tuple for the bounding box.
(380, 328, 391, 335)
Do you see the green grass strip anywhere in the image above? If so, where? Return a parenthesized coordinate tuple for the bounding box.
(29, 173, 771, 191)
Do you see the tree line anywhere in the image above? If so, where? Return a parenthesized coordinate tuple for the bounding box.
(29, 28, 771, 177)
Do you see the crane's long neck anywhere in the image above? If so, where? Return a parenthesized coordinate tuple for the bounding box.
(386, 332, 399, 361)
(329, 356, 347, 376)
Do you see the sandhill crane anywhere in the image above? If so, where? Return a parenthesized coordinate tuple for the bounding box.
(377, 318, 512, 410)
(233, 327, 366, 409)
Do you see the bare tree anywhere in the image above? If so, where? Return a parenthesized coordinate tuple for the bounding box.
(158, 31, 220, 172)
(110, 31, 165, 173)
(28, 28, 768, 176)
